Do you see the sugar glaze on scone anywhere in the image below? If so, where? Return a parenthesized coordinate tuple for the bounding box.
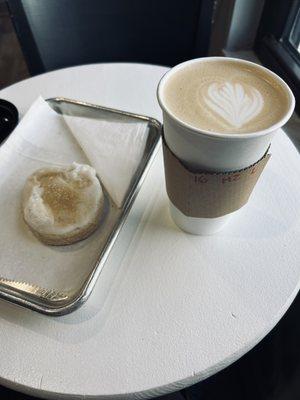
(22, 163, 104, 245)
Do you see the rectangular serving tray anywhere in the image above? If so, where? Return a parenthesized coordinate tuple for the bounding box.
(0, 97, 162, 316)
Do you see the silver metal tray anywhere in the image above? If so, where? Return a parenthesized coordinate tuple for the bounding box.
(0, 97, 162, 316)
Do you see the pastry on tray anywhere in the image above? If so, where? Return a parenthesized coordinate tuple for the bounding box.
(22, 163, 104, 245)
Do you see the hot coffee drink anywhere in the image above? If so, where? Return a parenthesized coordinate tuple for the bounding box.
(157, 57, 294, 234)
(162, 59, 290, 134)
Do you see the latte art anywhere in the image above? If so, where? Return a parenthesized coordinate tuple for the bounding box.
(163, 59, 289, 134)
(205, 82, 264, 128)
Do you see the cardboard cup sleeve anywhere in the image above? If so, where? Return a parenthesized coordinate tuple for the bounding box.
(162, 136, 271, 218)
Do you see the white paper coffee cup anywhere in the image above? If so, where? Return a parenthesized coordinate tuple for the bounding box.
(157, 57, 295, 235)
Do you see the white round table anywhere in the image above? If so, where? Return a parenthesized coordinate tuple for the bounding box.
(0, 63, 300, 399)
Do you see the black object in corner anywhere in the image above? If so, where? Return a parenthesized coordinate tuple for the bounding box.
(0, 99, 18, 141)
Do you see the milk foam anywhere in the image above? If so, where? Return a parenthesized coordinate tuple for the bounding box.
(163, 60, 289, 134)
(205, 82, 263, 128)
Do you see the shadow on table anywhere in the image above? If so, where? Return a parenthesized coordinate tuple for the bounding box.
(0, 204, 147, 344)
(183, 291, 300, 400)
(0, 385, 186, 400)
(2, 291, 300, 399)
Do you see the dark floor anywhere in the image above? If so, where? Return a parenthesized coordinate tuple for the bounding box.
(1, 2, 300, 399)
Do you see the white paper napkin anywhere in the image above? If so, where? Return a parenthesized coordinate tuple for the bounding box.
(3, 96, 88, 166)
(63, 113, 149, 207)
(0, 96, 149, 289)
(6, 96, 149, 206)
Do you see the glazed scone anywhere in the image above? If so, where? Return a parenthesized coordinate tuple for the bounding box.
(22, 163, 104, 245)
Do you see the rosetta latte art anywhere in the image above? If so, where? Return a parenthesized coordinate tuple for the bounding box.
(204, 82, 264, 128)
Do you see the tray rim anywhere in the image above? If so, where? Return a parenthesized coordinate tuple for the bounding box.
(0, 97, 162, 316)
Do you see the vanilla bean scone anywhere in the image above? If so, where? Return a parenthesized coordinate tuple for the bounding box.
(22, 163, 104, 245)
